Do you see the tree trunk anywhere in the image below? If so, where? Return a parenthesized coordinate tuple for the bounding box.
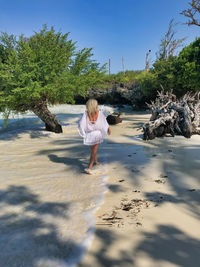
(31, 101, 63, 133)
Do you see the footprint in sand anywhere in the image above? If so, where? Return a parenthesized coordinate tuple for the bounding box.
(154, 179, 166, 184)
(133, 190, 141, 193)
(159, 173, 168, 178)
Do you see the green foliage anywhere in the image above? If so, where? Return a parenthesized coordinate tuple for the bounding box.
(139, 56, 177, 98)
(140, 37, 200, 99)
(0, 25, 105, 114)
(139, 71, 158, 98)
(103, 70, 143, 85)
(176, 38, 200, 93)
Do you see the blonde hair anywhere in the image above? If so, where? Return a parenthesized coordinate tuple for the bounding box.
(86, 99, 98, 116)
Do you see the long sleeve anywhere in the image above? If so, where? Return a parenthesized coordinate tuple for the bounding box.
(78, 112, 87, 138)
(100, 111, 109, 138)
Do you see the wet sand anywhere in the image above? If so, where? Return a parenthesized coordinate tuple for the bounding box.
(79, 112, 200, 267)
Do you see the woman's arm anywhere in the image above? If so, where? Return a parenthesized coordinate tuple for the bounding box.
(107, 127, 111, 135)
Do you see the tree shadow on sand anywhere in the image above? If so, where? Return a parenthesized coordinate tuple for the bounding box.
(133, 224, 200, 267)
(0, 185, 86, 267)
(78, 135, 200, 266)
(79, 224, 200, 267)
(2, 110, 200, 266)
(79, 228, 135, 267)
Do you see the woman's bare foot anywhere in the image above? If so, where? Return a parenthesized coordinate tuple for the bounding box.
(84, 167, 99, 175)
(84, 168, 93, 174)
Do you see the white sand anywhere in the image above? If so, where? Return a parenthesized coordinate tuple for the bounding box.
(79, 112, 200, 267)
(0, 107, 200, 267)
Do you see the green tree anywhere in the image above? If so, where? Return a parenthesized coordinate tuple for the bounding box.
(0, 26, 105, 132)
(140, 56, 177, 98)
(176, 37, 200, 93)
(140, 38, 200, 99)
(140, 19, 185, 99)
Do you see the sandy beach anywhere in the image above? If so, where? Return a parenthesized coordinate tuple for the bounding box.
(79, 111, 200, 267)
(0, 106, 200, 267)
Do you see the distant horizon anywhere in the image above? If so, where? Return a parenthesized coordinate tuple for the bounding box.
(1, 0, 199, 73)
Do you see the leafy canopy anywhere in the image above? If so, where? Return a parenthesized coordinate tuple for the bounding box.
(140, 37, 200, 99)
(0, 25, 106, 113)
(176, 37, 200, 92)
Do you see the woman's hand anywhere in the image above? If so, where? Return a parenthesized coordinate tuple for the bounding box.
(108, 127, 111, 135)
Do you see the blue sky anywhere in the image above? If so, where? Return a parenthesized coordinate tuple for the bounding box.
(0, 0, 199, 73)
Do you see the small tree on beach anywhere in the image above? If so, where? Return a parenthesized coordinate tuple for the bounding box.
(0, 26, 105, 133)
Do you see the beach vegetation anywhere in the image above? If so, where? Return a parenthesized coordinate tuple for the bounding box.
(139, 37, 200, 99)
(0, 25, 105, 133)
(103, 70, 144, 85)
(175, 37, 200, 93)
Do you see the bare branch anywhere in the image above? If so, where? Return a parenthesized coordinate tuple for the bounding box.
(181, 0, 200, 26)
(158, 19, 185, 59)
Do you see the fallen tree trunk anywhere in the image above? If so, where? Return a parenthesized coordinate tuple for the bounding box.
(143, 90, 200, 140)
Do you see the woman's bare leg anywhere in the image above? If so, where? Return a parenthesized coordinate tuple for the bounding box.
(94, 152, 98, 165)
(88, 144, 99, 169)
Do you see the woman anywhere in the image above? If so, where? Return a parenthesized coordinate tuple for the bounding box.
(78, 99, 111, 174)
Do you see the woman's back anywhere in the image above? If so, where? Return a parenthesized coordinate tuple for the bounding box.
(88, 111, 99, 124)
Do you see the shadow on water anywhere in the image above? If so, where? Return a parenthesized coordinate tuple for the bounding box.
(0, 118, 45, 141)
(37, 135, 149, 184)
(48, 153, 86, 173)
(0, 185, 85, 266)
(0, 112, 81, 141)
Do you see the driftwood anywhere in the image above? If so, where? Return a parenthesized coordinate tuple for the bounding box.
(106, 112, 122, 125)
(143, 90, 200, 140)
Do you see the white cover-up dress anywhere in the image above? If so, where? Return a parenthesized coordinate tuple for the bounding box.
(78, 111, 109, 145)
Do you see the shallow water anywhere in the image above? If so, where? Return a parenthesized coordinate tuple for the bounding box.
(0, 104, 113, 267)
